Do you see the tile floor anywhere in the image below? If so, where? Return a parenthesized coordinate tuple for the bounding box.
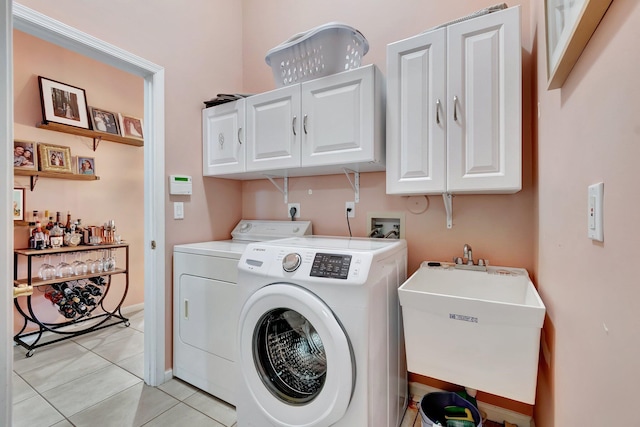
(13, 308, 492, 427)
(12, 309, 237, 427)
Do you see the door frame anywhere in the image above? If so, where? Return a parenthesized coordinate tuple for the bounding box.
(1, 3, 166, 423)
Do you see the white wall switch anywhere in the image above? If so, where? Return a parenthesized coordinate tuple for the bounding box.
(587, 182, 604, 241)
(173, 202, 184, 220)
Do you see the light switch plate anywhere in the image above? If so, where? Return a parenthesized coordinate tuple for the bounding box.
(173, 202, 184, 220)
(587, 182, 603, 241)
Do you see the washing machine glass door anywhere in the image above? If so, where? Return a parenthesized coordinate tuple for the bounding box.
(238, 283, 354, 427)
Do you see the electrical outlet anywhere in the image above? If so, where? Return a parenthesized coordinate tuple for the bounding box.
(345, 201, 355, 218)
(287, 203, 300, 219)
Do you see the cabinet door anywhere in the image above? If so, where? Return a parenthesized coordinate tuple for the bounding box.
(446, 6, 521, 193)
(245, 85, 301, 172)
(202, 99, 245, 176)
(386, 29, 447, 195)
(301, 65, 380, 167)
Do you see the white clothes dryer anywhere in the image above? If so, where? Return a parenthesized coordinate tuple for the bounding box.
(173, 220, 312, 405)
(236, 236, 408, 427)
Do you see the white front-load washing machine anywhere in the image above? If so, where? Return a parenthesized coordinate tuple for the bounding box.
(236, 236, 408, 427)
(173, 220, 312, 405)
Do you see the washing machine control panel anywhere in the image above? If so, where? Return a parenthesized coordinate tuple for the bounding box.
(310, 253, 352, 279)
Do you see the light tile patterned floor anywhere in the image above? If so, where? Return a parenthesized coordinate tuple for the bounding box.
(12, 309, 236, 427)
(13, 308, 464, 427)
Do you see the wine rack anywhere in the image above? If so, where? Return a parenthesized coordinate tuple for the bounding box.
(13, 243, 130, 357)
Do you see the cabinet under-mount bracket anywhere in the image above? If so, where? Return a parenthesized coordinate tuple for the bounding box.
(443, 192, 453, 229)
(343, 168, 360, 203)
(264, 174, 288, 203)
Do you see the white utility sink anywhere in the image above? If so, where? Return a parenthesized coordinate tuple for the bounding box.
(398, 262, 546, 404)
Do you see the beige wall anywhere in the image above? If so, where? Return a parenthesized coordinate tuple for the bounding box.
(13, 1, 640, 425)
(13, 30, 144, 328)
(533, 1, 640, 425)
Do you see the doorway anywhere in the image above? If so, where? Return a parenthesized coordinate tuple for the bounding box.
(2, 3, 166, 423)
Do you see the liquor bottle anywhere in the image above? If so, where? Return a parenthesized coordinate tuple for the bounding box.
(28, 222, 36, 249)
(50, 221, 64, 248)
(46, 216, 54, 231)
(65, 212, 72, 233)
(32, 220, 45, 250)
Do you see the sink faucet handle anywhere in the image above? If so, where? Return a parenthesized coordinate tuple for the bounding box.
(453, 256, 463, 265)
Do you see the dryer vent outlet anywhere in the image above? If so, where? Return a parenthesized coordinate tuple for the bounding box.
(366, 212, 405, 239)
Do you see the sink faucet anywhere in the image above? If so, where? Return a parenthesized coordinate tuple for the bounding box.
(463, 244, 473, 265)
(454, 244, 488, 271)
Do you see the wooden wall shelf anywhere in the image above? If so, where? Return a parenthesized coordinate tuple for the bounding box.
(36, 121, 144, 148)
(15, 168, 99, 190)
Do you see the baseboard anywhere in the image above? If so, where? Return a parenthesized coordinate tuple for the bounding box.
(120, 303, 144, 315)
(164, 369, 173, 384)
(409, 382, 534, 427)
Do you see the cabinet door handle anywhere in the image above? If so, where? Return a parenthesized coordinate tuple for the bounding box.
(303, 114, 308, 135)
(184, 299, 189, 319)
(436, 99, 441, 125)
(292, 116, 297, 136)
(237, 127, 243, 144)
(453, 96, 459, 122)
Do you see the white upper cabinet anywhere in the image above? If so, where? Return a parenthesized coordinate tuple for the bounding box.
(301, 65, 382, 168)
(202, 99, 245, 176)
(202, 64, 384, 180)
(245, 85, 301, 172)
(386, 6, 521, 195)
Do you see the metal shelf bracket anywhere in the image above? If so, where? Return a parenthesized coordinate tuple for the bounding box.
(443, 192, 453, 229)
(343, 168, 360, 203)
(93, 136, 102, 151)
(264, 174, 288, 203)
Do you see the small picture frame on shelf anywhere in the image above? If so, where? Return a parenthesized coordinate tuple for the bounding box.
(89, 107, 120, 136)
(13, 140, 37, 170)
(77, 156, 95, 175)
(13, 188, 24, 221)
(38, 76, 90, 129)
(38, 143, 73, 174)
(118, 113, 144, 141)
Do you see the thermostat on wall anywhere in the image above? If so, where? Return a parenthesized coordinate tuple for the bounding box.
(169, 175, 192, 195)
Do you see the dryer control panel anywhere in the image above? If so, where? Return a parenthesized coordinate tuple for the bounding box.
(310, 253, 352, 279)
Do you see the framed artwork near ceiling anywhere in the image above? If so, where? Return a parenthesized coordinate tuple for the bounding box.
(545, 0, 614, 90)
(38, 143, 73, 174)
(38, 76, 90, 129)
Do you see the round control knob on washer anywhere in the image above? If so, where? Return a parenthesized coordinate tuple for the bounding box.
(282, 253, 302, 272)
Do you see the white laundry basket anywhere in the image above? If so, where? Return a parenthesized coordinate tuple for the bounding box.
(265, 22, 369, 88)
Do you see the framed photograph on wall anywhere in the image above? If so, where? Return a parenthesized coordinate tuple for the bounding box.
(38, 143, 73, 174)
(545, 0, 614, 89)
(13, 188, 25, 221)
(13, 140, 37, 170)
(77, 156, 96, 175)
(38, 76, 90, 129)
(89, 106, 120, 135)
(118, 113, 144, 141)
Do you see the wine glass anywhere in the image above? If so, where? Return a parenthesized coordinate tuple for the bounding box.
(104, 249, 116, 271)
(72, 252, 88, 276)
(38, 255, 56, 280)
(90, 251, 104, 274)
(55, 254, 73, 278)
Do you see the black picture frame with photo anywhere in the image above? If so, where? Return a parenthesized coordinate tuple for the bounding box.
(38, 76, 90, 129)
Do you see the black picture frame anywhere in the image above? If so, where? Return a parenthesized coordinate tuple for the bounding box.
(38, 76, 90, 129)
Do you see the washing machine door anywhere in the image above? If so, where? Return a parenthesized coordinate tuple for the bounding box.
(238, 283, 354, 427)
